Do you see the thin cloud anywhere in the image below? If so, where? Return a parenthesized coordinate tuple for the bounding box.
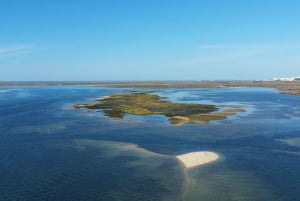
(0, 45, 34, 58)
(196, 43, 300, 50)
(177, 43, 300, 66)
(196, 44, 243, 49)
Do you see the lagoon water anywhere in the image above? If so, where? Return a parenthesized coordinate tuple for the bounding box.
(0, 86, 300, 201)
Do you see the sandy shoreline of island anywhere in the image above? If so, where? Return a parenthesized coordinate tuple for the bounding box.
(176, 151, 219, 169)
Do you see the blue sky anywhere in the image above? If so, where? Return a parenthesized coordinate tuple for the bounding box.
(1, 0, 300, 81)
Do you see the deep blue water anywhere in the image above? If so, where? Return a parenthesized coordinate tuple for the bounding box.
(0, 86, 299, 201)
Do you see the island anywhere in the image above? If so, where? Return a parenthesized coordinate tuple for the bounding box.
(73, 93, 245, 125)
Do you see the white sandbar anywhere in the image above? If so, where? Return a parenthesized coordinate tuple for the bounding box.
(176, 151, 219, 168)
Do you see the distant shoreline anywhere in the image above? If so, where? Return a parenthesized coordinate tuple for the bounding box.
(0, 80, 299, 95)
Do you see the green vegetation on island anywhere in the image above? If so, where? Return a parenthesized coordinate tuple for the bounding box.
(73, 93, 245, 125)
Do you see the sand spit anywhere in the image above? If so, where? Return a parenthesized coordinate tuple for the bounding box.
(176, 151, 219, 168)
(75, 140, 220, 169)
(96, 95, 111, 101)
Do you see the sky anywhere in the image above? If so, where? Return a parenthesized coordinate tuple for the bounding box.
(0, 0, 300, 81)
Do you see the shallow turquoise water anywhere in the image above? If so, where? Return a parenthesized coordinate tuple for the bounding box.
(0, 86, 299, 201)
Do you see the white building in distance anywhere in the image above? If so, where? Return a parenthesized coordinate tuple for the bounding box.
(273, 77, 300, 81)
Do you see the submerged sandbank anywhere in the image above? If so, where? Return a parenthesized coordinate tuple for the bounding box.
(176, 151, 219, 168)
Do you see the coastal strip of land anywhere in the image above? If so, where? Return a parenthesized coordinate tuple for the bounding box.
(1, 80, 299, 95)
